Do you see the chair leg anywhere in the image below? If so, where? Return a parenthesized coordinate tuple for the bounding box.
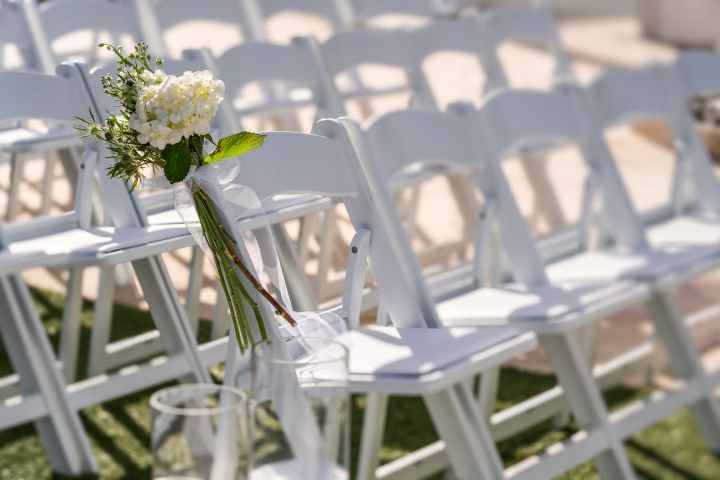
(270, 223, 316, 310)
(356, 393, 389, 480)
(519, 153, 566, 231)
(211, 289, 230, 340)
(6, 153, 24, 220)
(550, 323, 600, 429)
(185, 246, 205, 334)
(314, 208, 338, 301)
(540, 332, 638, 480)
(424, 383, 505, 480)
(478, 368, 500, 419)
(40, 152, 58, 215)
(57, 147, 79, 190)
(0, 275, 97, 475)
(59, 267, 84, 382)
(646, 289, 720, 451)
(446, 174, 480, 254)
(130, 256, 210, 383)
(87, 267, 116, 377)
(297, 213, 322, 264)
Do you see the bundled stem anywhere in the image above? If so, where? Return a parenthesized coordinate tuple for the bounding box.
(191, 183, 296, 351)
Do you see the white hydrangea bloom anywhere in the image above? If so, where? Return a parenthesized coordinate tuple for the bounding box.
(129, 69, 225, 150)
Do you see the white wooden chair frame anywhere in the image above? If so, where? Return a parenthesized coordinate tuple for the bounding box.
(201, 124, 537, 480)
(574, 61, 720, 453)
(319, 27, 479, 286)
(340, 104, 642, 478)
(0, 70, 99, 475)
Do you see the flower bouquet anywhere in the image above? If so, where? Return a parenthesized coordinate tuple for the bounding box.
(79, 43, 296, 351)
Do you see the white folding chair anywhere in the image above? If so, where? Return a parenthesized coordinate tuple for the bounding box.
(0, 65, 215, 475)
(416, 5, 572, 232)
(553, 63, 720, 453)
(320, 27, 480, 272)
(409, 5, 578, 421)
(446, 86, 720, 478)
(555, 64, 720, 289)
(343, 104, 647, 478)
(645, 52, 720, 251)
(197, 124, 537, 480)
(0, 70, 99, 476)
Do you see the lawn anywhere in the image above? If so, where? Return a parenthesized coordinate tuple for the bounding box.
(1, 288, 719, 479)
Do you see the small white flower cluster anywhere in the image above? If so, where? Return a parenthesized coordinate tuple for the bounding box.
(130, 69, 225, 150)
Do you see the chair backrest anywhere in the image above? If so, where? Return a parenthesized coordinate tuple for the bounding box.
(590, 62, 720, 216)
(422, 5, 571, 92)
(484, 5, 572, 88)
(199, 124, 439, 329)
(347, 0, 470, 24)
(0, 67, 98, 225)
(31, 0, 145, 68)
(209, 37, 343, 125)
(138, 0, 250, 55)
(241, 0, 346, 41)
(75, 52, 229, 229)
(363, 109, 474, 180)
(465, 88, 648, 280)
(320, 28, 437, 112)
(0, 70, 79, 123)
(0, 1, 45, 72)
(353, 109, 488, 302)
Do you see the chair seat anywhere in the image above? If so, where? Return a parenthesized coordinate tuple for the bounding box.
(0, 127, 79, 153)
(648, 215, 720, 249)
(0, 224, 188, 274)
(435, 279, 649, 333)
(335, 326, 536, 395)
(546, 237, 719, 287)
(146, 193, 332, 231)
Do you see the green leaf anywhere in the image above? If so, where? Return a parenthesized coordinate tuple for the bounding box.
(203, 132, 266, 165)
(162, 142, 192, 183)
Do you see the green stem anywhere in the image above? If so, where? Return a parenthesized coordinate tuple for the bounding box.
(191, 182, 291, 351)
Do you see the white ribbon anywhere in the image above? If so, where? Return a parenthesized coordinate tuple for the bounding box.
(174, 160, 347, 478)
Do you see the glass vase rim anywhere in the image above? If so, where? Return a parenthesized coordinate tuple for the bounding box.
(150, 383, 247, 417)
(254, 336, 349, 368)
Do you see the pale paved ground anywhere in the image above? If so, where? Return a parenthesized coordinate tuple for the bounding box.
(5, 15, 720, 379)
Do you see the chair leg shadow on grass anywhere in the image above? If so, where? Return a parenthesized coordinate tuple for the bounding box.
(3, 290, 720, 479)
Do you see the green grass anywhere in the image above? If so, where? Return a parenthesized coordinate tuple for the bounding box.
(1, 289, 720, 479)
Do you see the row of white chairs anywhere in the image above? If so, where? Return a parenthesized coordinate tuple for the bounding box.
(0, 0, 566, 430)
(3, 48, 720, 479)
(0, 0, 575, 387)
(4, 0, 716, 478)
(208, 49, 720, 480)
(0, 0, 484, 305)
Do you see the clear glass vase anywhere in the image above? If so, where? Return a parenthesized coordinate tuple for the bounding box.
(250, 336, 350, 480)
(151, 384, 250, 480)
